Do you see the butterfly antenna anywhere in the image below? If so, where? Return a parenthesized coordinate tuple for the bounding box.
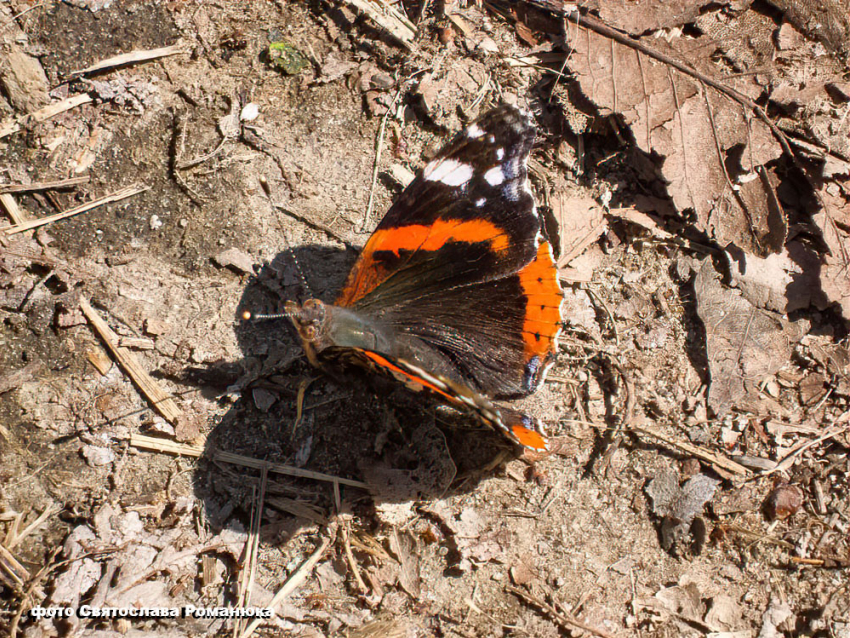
(241, 309, 293, 322)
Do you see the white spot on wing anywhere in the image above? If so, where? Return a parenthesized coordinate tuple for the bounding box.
(475, 198, 486, 207)
(496, 148, 505, 160)
(423, 158, 474, 187)
(467, 124, 484, 139)
(483, 166, 504, 186)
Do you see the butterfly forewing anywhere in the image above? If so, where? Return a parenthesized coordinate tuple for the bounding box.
(336, 106, 541, 308)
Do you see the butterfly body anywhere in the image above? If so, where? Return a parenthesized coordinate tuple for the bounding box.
(286, 106, 564, 451)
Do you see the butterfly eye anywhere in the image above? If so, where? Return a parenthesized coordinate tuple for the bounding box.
(302, 325, 318, 340)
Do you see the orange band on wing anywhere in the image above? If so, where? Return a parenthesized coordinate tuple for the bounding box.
(518, 241, 563, 360)
(361, 351, 457, 403)
(510, 425, 548, 451)
(337, 219, 510, 306)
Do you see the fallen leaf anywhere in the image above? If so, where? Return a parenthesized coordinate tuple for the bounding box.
(646, 468, 720, 554)
(586, 0, 733, 34)
(389, 529, 421, 599)
(725, 242, 825, 313)
(549, 189, 606, 269)
(563, 20, 785, 256)
(812, 188, 850, 321)
(694, 258, 809, 416)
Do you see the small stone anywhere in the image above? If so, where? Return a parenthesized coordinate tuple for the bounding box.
(149, 214, 163, 230)
(763, 484, 804, 521)
(82, 445, 115, 467)
(143, 318, 170, 336)
(240, 103, 259, 121)
(212, 248, 255, 275)
(477, 37, 499, 54)
(252, 388, 277, 412)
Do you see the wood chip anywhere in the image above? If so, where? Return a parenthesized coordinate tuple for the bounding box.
(4, 184, 148, 235)
(80, 297, 184, 424)
(0, 193, 29, 224)
(0, 93, 93, 139)
(0, 175, 90, 194)
(69, 42, 187, 77)
(341, 0, 416, 48)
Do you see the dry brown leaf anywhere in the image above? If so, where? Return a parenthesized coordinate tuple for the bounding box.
(694, 259, 809, 416)
(563, 21, 785, 256)
(812, 187, 850, 321)
(549, 191, 606, 268)
(725, 241, 826, 314)
(646, 469, 719, 554)
(389, 529, 421, 599)
(582, 0, 736, 35)
(762, 0, 850, 58)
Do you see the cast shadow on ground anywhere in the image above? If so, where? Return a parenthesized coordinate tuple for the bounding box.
(191, 243, 524, 537)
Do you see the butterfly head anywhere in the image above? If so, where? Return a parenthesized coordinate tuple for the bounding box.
(284, 298, 329, 365)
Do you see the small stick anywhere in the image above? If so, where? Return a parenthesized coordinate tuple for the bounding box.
(341, 0, 416, 48)
(0, 1, 46, 33)
(80, 298, 184, 424)
(341, 518, 368, 594)
(759, 423, 850, 479)
(360, 85, 403, 232)
(4, 184, 148, 235)
(235, 470, 267, 638)
(506, 585, 617, 638)
(632, 424, 750, 477)
(0, 543, 29, 588)
(129, 434, 371, 489)
(5, 505, 60, 550)
(0, 93, 93, 139)
(0, 175, 90, 194)
(69, 43, 187, 77)
(239, 529, 337, 638)
(0, 193, 28, 224)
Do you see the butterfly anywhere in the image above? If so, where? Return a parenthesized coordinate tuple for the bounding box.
(283, 106, 564, 451)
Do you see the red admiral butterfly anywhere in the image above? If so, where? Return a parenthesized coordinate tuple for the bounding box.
(284, 106, 564, 451)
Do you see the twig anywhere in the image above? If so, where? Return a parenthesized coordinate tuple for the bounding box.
(0, 1, 45, 33)
(0, 543, 29, 588)
(69, 43, 187, 77)
(506, 585, 617, 638)
(596, 360, 635, 477)
(239, 528, 337, 638)
(129, 434, 371, 489)
(0, 175, 90, 194)
(80, 298, 184, 424)
(4, 184, 148, 235)
(340, 0, 416, 49)
(273, 202, 355, 249)
(758, 423, 850, 479)
(1, 193, 28, 225)
(360, 85, 404, 232)
(0, 93, 93, 139)
(5, 505, 60, 550)
(341, 518, 368, 594)
(631, 424, 750, 477)
(586, 287, 619, 346)
(235, 469, 267, 638)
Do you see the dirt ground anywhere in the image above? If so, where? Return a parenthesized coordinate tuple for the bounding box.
(1, 0, 849, 637)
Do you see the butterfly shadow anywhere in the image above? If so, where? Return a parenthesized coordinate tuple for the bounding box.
(191, 244, 524, 541)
